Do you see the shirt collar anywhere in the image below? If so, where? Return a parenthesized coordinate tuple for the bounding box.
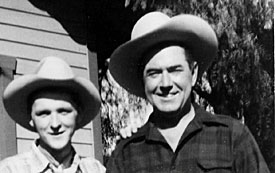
(29, 140, 82, 173)
(30, 140, 51, 173)
(132, 104, 229, 143)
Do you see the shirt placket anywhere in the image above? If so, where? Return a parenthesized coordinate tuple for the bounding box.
(49, 164, 63, 173)
(169, 151, 178, 173)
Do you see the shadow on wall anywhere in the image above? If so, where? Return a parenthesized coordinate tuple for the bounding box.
(28, 0, 140, 76)
(28, 0, 87, 45)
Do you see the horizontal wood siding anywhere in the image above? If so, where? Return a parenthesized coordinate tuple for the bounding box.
(0, 40, 87, 68)
(0, 0, 50, 16)
(0, 1, 96, 158)
(0, 24, 86, 53)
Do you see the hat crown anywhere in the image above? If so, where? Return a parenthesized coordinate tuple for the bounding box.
(131, 12, 170, 39)
(33, 56, 74, 79)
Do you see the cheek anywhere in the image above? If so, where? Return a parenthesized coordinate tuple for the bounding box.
(176, 73, 193, 88)
(32, 117, 50, 130)
(63, 114, 78, 127)
(144, 78, 159, 92)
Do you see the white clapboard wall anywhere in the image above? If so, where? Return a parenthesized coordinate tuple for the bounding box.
(0, 0, 95, 157)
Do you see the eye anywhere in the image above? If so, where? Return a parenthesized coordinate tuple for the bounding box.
(58, 108, 73, 115)
(168, 66, 183, 74)
(35, 110, 50, 117)
(146, 69, 161, 78)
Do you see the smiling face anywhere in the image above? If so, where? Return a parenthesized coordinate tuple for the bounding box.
(143, 46, 198, 116)
(29, 91, 78, 151)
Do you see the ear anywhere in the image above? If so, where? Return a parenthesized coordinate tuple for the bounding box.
(191, 62, 198, 87)
(29, 120, 34, 127)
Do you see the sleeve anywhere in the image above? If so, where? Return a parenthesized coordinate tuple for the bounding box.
(106, 124, 149, 173)
(106, 140, 127, 173)
(0, 158, 15, 173)
(106, 153, 123, 173)
(233, 123, 270, 173)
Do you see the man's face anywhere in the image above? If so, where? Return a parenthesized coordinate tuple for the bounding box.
(143, 46, 197, 115)
(30, 91, 78, 151)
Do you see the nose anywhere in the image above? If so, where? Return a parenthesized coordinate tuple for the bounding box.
(160, 71, 172, 93)
(50, 113, 61, 131)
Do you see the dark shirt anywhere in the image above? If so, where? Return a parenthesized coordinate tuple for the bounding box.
(107, 105, 270, 173)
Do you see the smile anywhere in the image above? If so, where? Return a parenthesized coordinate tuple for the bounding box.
(50, 131, 64, 136)
(157, 92, 179, 99)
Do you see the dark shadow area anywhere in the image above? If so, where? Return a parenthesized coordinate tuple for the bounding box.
(28, 0, 145, 77)
(29, 0, 87, 45)
(87, 0, 136, 77)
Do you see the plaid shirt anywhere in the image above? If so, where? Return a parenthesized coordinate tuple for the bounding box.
(107, 105, 270, 173)
(0, 141, 106, 173)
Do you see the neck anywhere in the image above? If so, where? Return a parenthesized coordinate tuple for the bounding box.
(157, 105, 195, 152)
(38, 140, 73, 165)
(151, 101, 192, 129)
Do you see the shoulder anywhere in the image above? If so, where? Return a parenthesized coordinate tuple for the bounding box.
(210, 113, 247, 134)
(0, 151, 32, 172)
(195, 105, 248, 138)
(196, 105, 244, 130)
(79, 156, 105, 173)
(208, 113, 243, 127)
(113, 122, 149, 154)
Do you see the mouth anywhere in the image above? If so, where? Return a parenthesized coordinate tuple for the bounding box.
(156, 92, 179, 99)
(49, 131, 64, 136)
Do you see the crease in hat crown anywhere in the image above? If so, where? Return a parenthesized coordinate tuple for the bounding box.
(33, 56, 74, 79)
(131, 12, 170, 39)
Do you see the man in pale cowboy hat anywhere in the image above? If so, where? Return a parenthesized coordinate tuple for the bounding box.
(106, 12, 270, 173)
(0, 57, 105, 173)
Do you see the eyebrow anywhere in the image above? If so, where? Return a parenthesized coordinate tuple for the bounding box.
(145, 64, 183, 72)
(144, 68, 162, 73)
(167, 65, 183, 71)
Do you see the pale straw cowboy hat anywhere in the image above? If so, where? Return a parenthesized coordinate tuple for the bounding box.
(109, 11, 218, 98)
(3, 56, 101, 131)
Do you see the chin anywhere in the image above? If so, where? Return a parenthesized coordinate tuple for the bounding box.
(50, 145, 66, 151)
(156, 103, 180, 112)
(156, 107, 181, 115)
(47, 141, 70, 151)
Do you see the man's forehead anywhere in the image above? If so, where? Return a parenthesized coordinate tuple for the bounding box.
(144, 46, 189, 68)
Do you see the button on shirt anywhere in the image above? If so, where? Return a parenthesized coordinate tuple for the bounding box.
(0, 141, 106, 173)
(107, 104, 270, 173)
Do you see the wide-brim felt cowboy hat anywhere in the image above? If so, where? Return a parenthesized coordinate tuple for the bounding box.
(109, 12, 218, 98)
(3, 56, 101, 132)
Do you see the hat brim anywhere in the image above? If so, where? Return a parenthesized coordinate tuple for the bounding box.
(109, 14, 218, 98)
(3, 75, 101, 131)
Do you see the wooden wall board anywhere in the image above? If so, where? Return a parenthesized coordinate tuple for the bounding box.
(0, 8, 67, 35)
(0, 40, 88, 68)
(0, 0, 50, 16)
(0, 24, 86, 53)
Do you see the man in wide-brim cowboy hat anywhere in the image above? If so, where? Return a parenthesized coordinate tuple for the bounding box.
(0, 56, 105, 173)
(106, 11, 269, 173)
